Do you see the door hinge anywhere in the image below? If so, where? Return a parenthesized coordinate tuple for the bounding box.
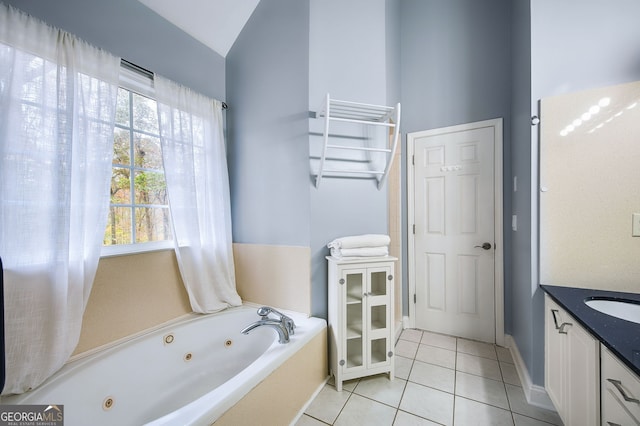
(412, 154, 415, 165)
(414, 294, 417, 304)
(412, 224, 416, 234)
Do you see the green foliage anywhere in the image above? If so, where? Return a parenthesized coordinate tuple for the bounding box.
(104, 88, 170, 246)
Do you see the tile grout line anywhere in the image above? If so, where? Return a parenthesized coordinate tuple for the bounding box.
(408, 332, 559, 425)
(452, 341, 458, 425)
(391, 346, 415, 425)
(331, 385, 355, 425)
(316, 331, 548, 426)
(304, 334, 554, 426)
(416, 334, 517, 424)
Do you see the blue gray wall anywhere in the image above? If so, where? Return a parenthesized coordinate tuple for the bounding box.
(3, 0, 226, 100)
(308, 0, 396, 319)
(386, 0, 402, 108)
(399, 0, 512, 133)
(227, 0, 398, 319)
(510, 0, 536, 385)
(399, 0, 513, 323)
(226, 0, 311, 247)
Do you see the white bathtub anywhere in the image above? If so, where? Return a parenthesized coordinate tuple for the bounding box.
(3, 305, 326, 426)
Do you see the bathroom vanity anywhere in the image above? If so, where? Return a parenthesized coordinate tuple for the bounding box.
(543, 285, 640, 426)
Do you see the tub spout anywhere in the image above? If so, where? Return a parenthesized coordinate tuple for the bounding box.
(241, 319, 290, 344)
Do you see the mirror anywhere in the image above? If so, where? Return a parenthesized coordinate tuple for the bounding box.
(539, 80, 640, 292)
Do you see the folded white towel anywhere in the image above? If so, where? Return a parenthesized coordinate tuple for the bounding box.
(330, 246, 389, 259)
(327, 234, 390, 250)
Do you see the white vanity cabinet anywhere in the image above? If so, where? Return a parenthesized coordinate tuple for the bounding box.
(544, 294, 600, 426)
(601, 345, 640, 425)
(327, 256, 396, 391)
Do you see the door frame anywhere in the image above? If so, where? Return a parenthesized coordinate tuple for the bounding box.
(407, 118, 505, 346)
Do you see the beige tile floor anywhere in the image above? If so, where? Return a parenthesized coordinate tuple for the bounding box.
(297, 329, 563, 426)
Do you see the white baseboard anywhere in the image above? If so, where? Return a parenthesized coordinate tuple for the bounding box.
(504, 335, 556, 412)
(402, 315, 411, 330)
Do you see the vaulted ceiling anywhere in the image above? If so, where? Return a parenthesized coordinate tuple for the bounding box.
(137, 0, 260, 57)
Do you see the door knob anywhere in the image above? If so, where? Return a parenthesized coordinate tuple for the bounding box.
(474, 242, 492, 250)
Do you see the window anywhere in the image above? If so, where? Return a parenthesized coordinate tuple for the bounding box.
(103, 86, 171, 248)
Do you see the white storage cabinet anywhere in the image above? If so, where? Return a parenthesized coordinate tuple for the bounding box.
(327, 256, 396, 391)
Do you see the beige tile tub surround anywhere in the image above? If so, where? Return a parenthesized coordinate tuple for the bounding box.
(214, 327, 328, 425)
(387, 135, 402, 331)
(76, 244, 311, 357)
(233, 243, 311, 315)
(75, 249, 191, 356)
(73, 244, 323, 426)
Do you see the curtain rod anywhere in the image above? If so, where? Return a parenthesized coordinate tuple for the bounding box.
(120, 59, 228, 110)
(121, 59, 153, 79)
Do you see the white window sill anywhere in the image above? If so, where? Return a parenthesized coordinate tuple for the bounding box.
(101, 240, 174, 258)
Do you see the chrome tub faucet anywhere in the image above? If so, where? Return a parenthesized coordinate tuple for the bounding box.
(256, 306, 295, 336)
(240, 306, 296, 344)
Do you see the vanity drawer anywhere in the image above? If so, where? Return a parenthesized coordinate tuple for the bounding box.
(601, 346, 640, 423)
(602, 386, 639, 426)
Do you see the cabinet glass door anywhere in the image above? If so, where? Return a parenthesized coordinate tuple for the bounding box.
(367, 268, 391, 367)
(369, 270, 388, 297)
(343, 270, 365, 370)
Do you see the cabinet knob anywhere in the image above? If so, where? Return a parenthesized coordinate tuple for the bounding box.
(388, 275, 393, 281)
(339, 359, 345, 366)
(388, 351, 393, 357)
(339, 278, 345, 285)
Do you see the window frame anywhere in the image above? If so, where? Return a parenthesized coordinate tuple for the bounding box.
(101, 65, 173, 258)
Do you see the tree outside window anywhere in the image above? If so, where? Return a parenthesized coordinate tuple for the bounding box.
(104, 87, 171, 245)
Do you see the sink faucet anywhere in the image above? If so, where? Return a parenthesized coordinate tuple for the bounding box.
(240, 307, 296, 344)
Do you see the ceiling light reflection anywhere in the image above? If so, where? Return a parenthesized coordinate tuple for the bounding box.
(598, 97, 611, 107)
(558, 96, 630, 137)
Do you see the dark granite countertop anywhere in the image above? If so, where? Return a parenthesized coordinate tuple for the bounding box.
(541, 285, 640, 376)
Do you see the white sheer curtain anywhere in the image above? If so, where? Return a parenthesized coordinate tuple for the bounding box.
(0, 5, 120, 394)
(155, 75, 241, 313)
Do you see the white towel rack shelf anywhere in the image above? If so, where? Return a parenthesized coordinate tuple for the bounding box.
(315, 93, 401, 190)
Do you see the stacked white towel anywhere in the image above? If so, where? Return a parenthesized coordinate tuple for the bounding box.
(327, 234, 391, 259)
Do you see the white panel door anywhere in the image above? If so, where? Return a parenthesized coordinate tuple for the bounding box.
(413, 126, 495, 342)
